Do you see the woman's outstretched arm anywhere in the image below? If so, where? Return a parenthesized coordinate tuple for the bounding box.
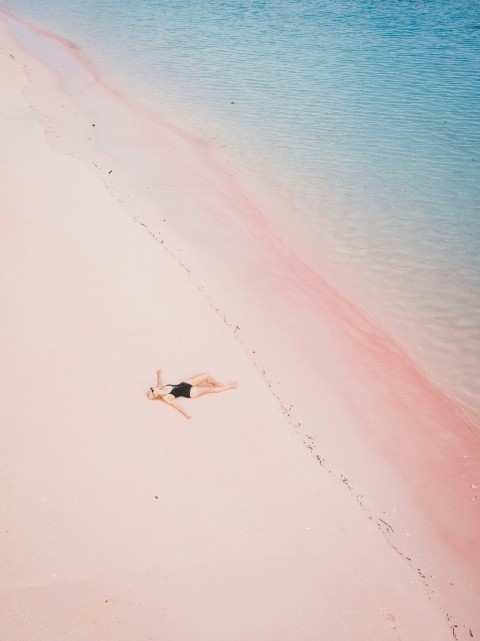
(163, 396, 191, 420)
(156, 369, 163, 387)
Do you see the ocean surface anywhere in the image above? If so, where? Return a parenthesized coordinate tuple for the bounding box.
(3, 0, 480, 421)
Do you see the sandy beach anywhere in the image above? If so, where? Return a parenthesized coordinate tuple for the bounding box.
(1, 11, 479, 640)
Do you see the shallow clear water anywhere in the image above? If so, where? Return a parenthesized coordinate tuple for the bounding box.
(3, 0, 480, 418)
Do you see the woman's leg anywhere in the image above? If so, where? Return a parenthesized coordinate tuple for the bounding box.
(185, 373, 222, 387)
(190, 382, 237, 398)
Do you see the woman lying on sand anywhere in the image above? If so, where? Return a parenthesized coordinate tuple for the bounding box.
(147, 370, 237, 419)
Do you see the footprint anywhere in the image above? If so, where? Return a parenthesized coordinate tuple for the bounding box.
(386, 613, 396, 629)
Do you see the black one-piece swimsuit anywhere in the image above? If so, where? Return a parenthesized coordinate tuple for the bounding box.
(166, 382, 192, 399)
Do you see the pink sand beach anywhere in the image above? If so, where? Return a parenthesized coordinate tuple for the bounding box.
(1, 11, 479, 640)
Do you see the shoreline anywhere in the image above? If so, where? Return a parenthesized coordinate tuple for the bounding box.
(1, 10, 479, 640)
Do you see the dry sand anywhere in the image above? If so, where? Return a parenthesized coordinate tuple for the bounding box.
(1, 13, 479, 641)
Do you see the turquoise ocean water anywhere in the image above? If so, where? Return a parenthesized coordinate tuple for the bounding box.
(3, 0, 480, 419)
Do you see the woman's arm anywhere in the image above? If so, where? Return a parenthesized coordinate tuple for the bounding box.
(163, 395, 191, 420)
(156, 369, 163, 387)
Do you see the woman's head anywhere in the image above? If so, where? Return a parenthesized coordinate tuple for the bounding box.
(147, 386, 158, 400)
